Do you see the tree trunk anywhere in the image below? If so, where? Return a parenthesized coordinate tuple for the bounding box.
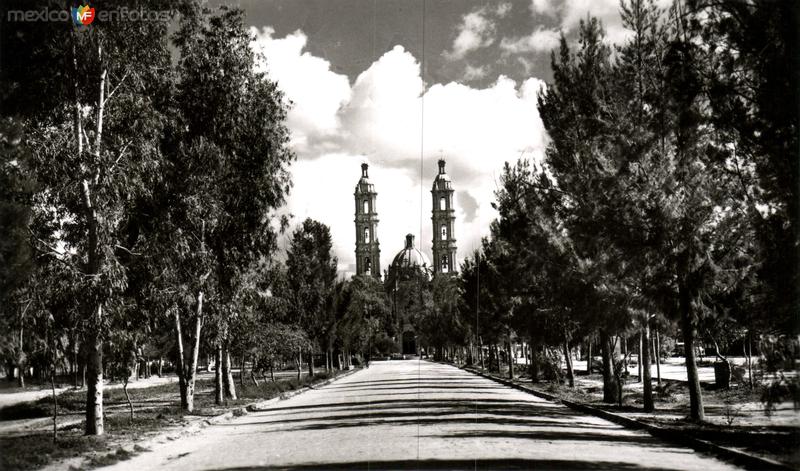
(642, 325, 654, 412)
(240, 356, 246, 387)
(174, 308, 188, 410)
(295, 353, 301, 381)
(270, 361, 275, 382)
(600, 331, 618, 403)
(185, 295, 203, 412)
(16, 360, 25, 388)
(251, 368, 260, 387)
(637, 333, 643, 383)
(564, 341, 574, 388)
(82, 55, 106, 436)
(123, 376, 133, 422)
(51, 338, 58, 443)
(158, 357, 163, 378)
(495, 344, 501, 373)
(307, 349, 314, 378)
(621, 335, 628, 374)
(529, 338, 539, 383)
(746, 332, 754, 388)
(85, 305, 104, 435)
(507, 341, 514, 379)
(17, 325, 25, 388)
(524, 343, 529, 367)
(214, 344, 223, 405)
(223, 347, 237, 400)
(679, 281, 705, 421)
(654, 330, 662, 387)
(586, 341, 592, 375)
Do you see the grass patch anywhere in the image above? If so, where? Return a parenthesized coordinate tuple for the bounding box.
(0, 432, 108, 471)
(0, 401, 51, 420)
(86, 447, 136, 468)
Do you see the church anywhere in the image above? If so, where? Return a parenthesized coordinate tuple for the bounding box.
(353, 160, 458, 354)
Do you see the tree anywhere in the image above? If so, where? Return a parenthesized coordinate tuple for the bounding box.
(2, 0, 175, 434)
(171, 4, 295, 404)
(285, 219, 338, 377)
(537, 19, 634, 401)
(420, 275, 466, 361)
(346, 275, 390, 359)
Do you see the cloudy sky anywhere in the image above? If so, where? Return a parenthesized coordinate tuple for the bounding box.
(212, 0, 666, 276)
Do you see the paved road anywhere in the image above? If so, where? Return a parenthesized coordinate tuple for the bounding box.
(107, 360, 741, 470)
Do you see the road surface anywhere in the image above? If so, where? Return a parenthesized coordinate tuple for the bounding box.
(107, 360, 742, 470)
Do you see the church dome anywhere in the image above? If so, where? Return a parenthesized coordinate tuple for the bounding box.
(386, 234, 431, 287)
(391, 234, 430, 269)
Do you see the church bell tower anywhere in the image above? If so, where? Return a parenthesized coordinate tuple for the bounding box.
(431, 159, 457, 275)
(354, 163, 381, 279)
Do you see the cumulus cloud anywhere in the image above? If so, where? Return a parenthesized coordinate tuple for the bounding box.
(258, 32, 549, 277)
(250, 27, 351, 158)
(535, 0, 674, 46)
(500, 27, 561, 54)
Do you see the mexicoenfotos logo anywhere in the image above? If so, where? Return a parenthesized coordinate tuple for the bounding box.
(71, 4, 95, 26)
(6, 5, 171, 23)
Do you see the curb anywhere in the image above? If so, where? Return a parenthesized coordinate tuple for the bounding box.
(245, 367, 361, 413)
(462, 366, 791, 471)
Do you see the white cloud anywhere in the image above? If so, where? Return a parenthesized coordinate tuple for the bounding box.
(463, 64, 489, 81)
(531, 0, 557, 16)
(558, 0, 673, 45)
(495, 2, 513, 18)
(257, 33, 549, 277)
(250, 27, 351, 158)
(443, 7, 497, 60)
(500, 27, 561, 54)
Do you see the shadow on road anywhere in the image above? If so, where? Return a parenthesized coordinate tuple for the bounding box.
(209, 458, 676, 470)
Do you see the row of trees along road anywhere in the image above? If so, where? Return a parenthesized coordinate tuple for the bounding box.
(0, 0, 797, 436)
(0, 0, 314, 436)
(0, 0, 468, 439)
(453, 0, 797, 421)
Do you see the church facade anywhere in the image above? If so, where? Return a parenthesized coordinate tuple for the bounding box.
(353, 159, 458, 280)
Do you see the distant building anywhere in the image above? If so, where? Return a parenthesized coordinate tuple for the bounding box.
(353, 160, 459, 355)
(431, 159, 457, 276)
(352, 159, 458, 279)
(353, 163, 381, 279)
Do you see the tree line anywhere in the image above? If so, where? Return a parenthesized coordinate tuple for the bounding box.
(0, 0, 367, 436)
(432, 0, 797, 422)
(0, 0, 796, 438)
